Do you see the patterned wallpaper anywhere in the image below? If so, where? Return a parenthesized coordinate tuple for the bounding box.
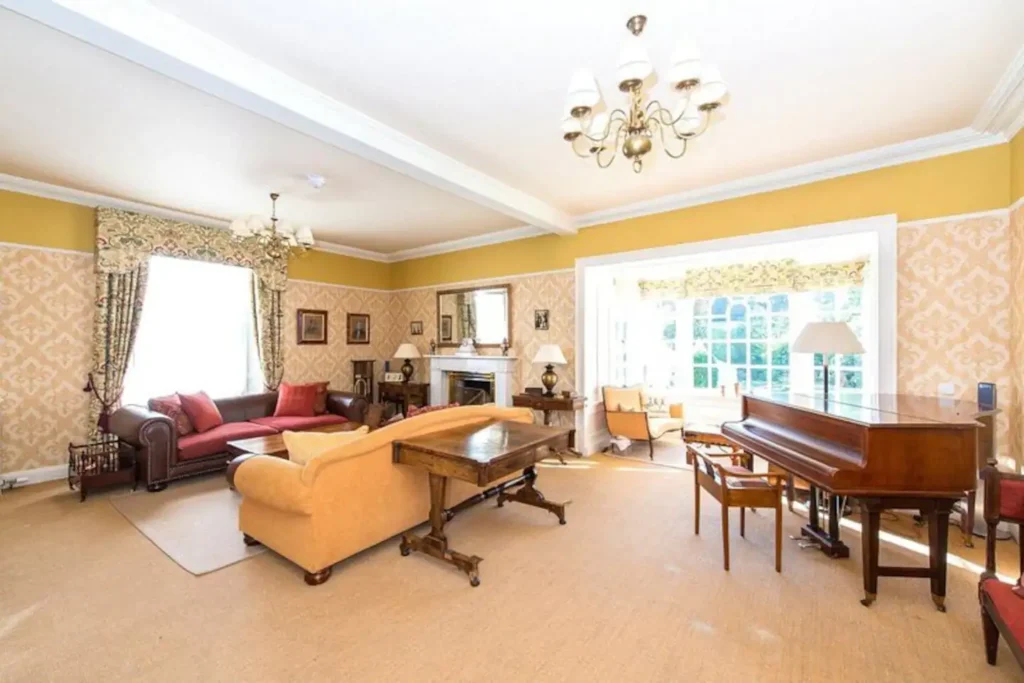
(1010, 204, 1024, 470)
(0, 245, 93, 473)
(897, 213, 1013, 468)
(391, 272, 576, 425)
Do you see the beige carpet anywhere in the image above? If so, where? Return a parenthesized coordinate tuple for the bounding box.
(1, 455, 1021, 681)
(109, 476, 264, 575)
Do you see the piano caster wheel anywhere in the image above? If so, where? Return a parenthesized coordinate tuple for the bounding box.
(931, 594, 946, 613)
(860, 592, 876, 608)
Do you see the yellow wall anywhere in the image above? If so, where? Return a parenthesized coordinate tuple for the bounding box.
(287, 248, 390, 290)
(1012, 130, 1024, 203)
(393, 144, 1012, 288)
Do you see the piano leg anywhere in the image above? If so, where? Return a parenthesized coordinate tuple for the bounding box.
(927, 503, 952, 613)
(800, 486, 851, 559)
(860, 503, 881, 607)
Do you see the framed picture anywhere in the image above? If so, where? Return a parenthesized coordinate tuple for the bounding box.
(410, 320, 424, 336)
(296, 309, 328, 345)
(440, 314, 453, 342)
(347, 313, 370, 345)
(534, 309, 550, 331)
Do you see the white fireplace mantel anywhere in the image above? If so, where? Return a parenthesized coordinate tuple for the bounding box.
(427, 355, 517, 407)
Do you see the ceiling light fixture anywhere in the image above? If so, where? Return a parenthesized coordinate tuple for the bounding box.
(229, 192, 314, 259)
(561, 14, 728, 173)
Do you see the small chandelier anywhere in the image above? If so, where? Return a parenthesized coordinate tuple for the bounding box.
(561, 14, 728, 173)
(229, 192, 314, 259)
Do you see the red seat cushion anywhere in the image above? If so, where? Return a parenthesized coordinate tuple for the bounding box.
(178, 391, 225, 433)
(250, 414, 349, 431)
(274, 383, 319, 417)
(177, 422, 277, 461)
(983, 578, 1024, 645)
(1000, 479, 1024, 519)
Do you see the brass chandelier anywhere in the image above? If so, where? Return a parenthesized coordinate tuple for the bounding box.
(561, 15, 728, 173)
(229, 192, 314, 261)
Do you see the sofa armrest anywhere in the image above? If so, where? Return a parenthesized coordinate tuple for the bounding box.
(108, 404, 175, 448)
(232, 455, 313, 516)
(326, 391, 368, 423)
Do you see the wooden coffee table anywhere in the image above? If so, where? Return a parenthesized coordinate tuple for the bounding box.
(393, 420, 571, 586)
(226, 422, 358, 458)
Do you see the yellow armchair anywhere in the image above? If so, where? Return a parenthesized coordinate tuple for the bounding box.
(602, 386, 684, 459)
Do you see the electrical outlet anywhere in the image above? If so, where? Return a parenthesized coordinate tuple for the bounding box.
(938, 382, 956, 396)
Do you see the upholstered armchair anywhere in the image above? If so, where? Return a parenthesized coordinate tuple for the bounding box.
(979, 463, 1024, 670)
(601, 386, 684, 459)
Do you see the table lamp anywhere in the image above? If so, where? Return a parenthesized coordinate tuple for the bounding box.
(791, 321, 864, 403)
(393, 343, 421, 383)
(532, 344, 567, 397)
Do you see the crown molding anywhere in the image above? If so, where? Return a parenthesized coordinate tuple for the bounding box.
(4, 0, 574, 236)
(386, 225, 548, 262)
(974, 44, 1024, 139)
(312, 241, 390, 263)
(575, 128, 1006, 229)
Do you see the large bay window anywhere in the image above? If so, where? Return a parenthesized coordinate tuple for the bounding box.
(121, 255, 263, 406)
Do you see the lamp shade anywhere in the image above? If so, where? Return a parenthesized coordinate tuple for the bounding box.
(566, 69, 601, 111)
(295, 226, 314, 245)
(616, 42, 654, 86)
(667, 40, 702, 86)
(393, 343, 421, 359)
(792, 322, 865, 355)
(532, 344, 567, 366)
(693, 66, 727, 105)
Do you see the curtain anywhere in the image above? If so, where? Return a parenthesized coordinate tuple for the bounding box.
(637, 258, 866, 300)
(93, 207, 289, 418)
(252, 274, 284, 390)
(89, 264, 148, 432)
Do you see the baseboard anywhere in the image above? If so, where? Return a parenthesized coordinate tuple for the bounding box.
(1, 464, 66, 488)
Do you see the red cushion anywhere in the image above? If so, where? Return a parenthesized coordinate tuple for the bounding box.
(177, 422, 277, 461)
(407, 403, 459, 418)
(983, 578, 1024, 645)
(274, 383, 319, 418)
(1000, 479, 1024, 520)
(177, 391, 224, 433)
(250, 414, 349, 431)
(313, 382, 330, 415)
(149, 395, 194, 436)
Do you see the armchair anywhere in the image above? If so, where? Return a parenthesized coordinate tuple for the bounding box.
(979, 463, 1024, 669)
(601, 386, 684, 459)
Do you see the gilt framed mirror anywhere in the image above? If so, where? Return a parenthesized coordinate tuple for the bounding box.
(436, 284, 511, 348)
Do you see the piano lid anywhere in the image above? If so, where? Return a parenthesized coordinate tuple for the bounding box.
(745, 391, 984, 428)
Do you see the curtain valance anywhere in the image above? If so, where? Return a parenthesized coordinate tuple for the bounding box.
(636, 258, 866, 300)
(95, 207, 288, 290)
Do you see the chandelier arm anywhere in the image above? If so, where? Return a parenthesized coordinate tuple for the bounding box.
(570, 134, 595, 158)
(578, 108, 631, 143)
(655, 121, 690, 159)
(594, 118, 628, 168)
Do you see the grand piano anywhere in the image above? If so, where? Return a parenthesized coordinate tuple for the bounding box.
(721, 392, 991, 611)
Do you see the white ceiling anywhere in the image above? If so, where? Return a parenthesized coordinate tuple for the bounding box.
(2, 1, 1023, 257)
(0, 9, 519, 254)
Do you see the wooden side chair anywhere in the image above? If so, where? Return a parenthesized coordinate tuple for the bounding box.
(602, 386, 684, 459)
(689, 443, 785, 572)
(978, 463, 1024, 670)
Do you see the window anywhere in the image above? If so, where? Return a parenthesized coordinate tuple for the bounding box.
(609, 285, 866, 398)
(121, 256, 263, 406)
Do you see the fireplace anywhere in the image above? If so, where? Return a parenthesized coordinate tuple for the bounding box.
(428, 354, 516, 407)
(447, 371, 495, 405)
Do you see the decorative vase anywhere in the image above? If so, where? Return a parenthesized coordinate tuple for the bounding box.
(401, 359, 414, 382)
(541, 364, 558, 397)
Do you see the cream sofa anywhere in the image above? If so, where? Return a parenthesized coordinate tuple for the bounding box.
(230, 405, 535, 584)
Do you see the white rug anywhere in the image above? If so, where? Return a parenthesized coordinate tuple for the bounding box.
(110, 476, 264, 575)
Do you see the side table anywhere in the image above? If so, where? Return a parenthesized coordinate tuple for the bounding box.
(380, 381, 429, 416)
(512, 393, 584, 458)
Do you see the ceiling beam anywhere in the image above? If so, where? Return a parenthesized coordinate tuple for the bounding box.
(2, 0, 576, 235)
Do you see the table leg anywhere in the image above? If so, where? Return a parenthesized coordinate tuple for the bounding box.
(399, 472, 483, 586)
(497, 466, 569, 525)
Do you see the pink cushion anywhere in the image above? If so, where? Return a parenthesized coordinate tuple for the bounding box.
(178, 391, 224, 433)
(1000, 479, 1024, 520)
(177, 422, 277, 461)
(983, 578, 1024, 645)
(250, 414, 349, 431)
(274, 383, 319, 418)
(149, 395, 194, 436)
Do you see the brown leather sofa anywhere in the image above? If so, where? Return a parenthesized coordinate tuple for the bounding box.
(109, 391, 369, 491)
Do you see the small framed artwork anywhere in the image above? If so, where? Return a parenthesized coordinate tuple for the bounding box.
(534, 309, 550, 331)
(410, 320, 424, 336)
(346, 313, 370, 345)
(297, 309, 328, 345)
(440, 314, 453, 342)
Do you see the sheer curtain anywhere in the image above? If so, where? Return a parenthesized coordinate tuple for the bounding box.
(121, 255, 263, 406)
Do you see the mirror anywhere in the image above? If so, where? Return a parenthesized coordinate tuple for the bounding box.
(436, 284, 511, 348)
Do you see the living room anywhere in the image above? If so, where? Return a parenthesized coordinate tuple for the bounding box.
(2, 2, 1024, 680)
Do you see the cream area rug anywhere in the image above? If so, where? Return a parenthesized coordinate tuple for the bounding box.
(109, 476, 263, 575)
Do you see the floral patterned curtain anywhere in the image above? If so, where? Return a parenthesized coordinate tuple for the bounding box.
(92, 207, 289, 422)
(637, 258, 866, 300)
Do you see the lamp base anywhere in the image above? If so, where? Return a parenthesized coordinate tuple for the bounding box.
(541, 364, 558, 397)
(401, 360, 414, 383)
